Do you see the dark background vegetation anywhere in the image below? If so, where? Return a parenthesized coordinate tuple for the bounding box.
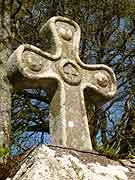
(0, 0, 135, 158)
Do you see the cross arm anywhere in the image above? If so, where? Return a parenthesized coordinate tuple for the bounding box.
(6, 44, 62, 91)
(7, 44, 58, 76)
(79, 62, 117, 104)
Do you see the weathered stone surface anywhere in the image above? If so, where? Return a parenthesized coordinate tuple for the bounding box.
(120, 159, 135, 173)
(0, 47, 12, 153)
(6, 145, 134, 180)
(7, 16, 117, 151)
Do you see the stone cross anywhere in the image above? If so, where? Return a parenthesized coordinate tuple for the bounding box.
(7, 16, 117, 151)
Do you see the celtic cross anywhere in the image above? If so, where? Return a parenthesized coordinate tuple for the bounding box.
(7, 16, 117, 151)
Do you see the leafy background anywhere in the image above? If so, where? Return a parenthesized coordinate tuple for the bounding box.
(0, 0, 135, 158)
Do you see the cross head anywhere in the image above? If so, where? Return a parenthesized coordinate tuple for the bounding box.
(7, 16, 117, 151)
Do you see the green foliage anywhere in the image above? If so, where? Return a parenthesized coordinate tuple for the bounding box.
(128, 151, 135, 159)
(0, 147, 9, 158)
(115, 176, 121, 180)
(128, 154, 135, 159)
(97, 145, 118, 159)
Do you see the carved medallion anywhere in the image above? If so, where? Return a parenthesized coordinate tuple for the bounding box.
(22, 51, 43, 72)
(94, 72, 109, 88)
(56, 21, 74, 41)
(59, 60, 81, 85)
(58, 27, 73, 41)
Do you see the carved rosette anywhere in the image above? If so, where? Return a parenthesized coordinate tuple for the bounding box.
(23, 51, 43, 72)
(58, 59, 81, 85)
(56, 21, 74, 41)
(94, 72, 110, 88)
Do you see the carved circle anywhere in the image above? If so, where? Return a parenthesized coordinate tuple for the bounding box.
(23, 51, 42, 72)
(58, 27, 73, 41)
(59, 60, 81, 85)
(95, 72, 109, 88)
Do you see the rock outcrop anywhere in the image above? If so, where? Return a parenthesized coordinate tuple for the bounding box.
(5, 144, 135, 180)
